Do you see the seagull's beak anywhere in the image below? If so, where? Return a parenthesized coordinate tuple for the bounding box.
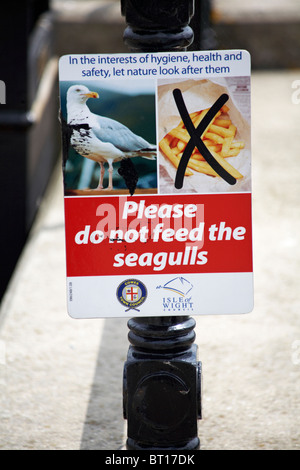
(83, 91, 99, 99)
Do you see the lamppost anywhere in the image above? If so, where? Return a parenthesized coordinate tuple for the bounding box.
(121, 0, 202, 451)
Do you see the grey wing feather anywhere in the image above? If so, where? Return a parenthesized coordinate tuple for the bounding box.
(92, 115, 155, 152)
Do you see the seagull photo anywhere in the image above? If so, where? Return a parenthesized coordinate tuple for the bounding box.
(60, 82, 157, 195)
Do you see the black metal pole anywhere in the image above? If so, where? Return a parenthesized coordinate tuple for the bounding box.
(189, 0, 217, 51)
(121, 0, 202, 451)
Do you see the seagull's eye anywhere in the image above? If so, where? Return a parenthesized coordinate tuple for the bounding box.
(75, 88, 81, 92)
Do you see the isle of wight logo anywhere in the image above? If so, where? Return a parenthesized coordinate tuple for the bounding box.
(156, 277, 194, 313)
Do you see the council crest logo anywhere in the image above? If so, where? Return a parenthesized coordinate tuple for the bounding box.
(116, 279, 148, 312)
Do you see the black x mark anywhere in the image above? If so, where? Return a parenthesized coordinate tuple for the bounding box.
(173, 89, 237, 189)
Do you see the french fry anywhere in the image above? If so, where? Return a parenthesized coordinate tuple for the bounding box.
(229, 124, 236, 136)
(230, 141, 245, 149)
(159, 137, 193, 176)
(224, 148, 241, 157)
(214, 118, 231, 128)
(209, 149, 243, 180)
(209, 124, 236, 138)
(203, 139, 216, 146)
(205, 143, 222, 152)
(193, 108, 210, 127)
(221, 135, 234, 157)
(169, 127, 190, 143)
(159, 103, 245, 181)
(178, 110, 202, 128)
(187, 158, 219, 177)
(204, 132, 224, 144)
(221, 104, 230, 113)
(177, 140, 186, 152)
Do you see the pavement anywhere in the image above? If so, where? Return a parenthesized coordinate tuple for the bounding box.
(0, 68, 299, 451)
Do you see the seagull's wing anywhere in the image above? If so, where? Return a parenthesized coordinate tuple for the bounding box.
(92, 115, 155, 153)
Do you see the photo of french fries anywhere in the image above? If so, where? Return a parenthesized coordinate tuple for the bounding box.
(159, 103, 245, 181)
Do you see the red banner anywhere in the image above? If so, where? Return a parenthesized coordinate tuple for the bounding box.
(64, 193, 252, 277)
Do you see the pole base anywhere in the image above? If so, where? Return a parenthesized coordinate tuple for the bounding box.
(126, 436, 200, 451)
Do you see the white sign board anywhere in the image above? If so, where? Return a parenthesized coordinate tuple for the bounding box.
(59, 50, 253, 318)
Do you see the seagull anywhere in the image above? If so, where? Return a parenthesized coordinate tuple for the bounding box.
(65, 84, 156, 191)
